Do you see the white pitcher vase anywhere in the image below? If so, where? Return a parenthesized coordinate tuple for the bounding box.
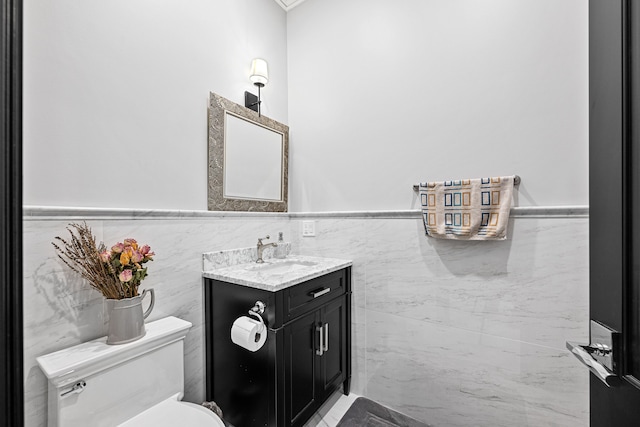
(105, 288, 155, 345)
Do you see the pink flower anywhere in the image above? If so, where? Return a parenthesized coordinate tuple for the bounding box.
(119, 269, 133, 283)
(111, 243, 124, 253)
(131, 250, 144, 263)
(99, 250, 111, 263)
(124, 238, 138, 249)
(140, 245, 154, 260)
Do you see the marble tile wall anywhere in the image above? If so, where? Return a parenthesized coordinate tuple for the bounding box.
(23, 215, 293, 427)
(293, 216, 590, 426)
(23, 210, 589, 426)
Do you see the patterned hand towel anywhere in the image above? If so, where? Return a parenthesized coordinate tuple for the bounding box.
(419, 176, 516, 240)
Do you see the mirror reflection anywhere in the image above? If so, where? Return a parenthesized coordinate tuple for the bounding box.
(224, 112, 284, 202)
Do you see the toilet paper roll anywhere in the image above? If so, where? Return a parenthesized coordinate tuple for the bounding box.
(230, 316, 267, 352)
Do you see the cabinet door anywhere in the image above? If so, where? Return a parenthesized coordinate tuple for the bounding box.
(283, 310, 320, 427)
(318, 297, 347, 397)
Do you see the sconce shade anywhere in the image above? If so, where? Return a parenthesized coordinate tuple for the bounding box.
(250, 58, 269, 86)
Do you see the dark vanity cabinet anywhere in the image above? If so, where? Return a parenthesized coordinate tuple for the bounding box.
(284, 295, 348, 426)
(204, 267, 351, 427)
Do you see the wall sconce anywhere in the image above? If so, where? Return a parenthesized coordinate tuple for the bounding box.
(245, 58, 269, 117)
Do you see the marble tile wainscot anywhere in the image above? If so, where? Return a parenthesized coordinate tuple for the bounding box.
(23, 205, 588, 427)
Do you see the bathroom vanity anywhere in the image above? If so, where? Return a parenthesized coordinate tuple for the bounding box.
(203, 256, 352, 427)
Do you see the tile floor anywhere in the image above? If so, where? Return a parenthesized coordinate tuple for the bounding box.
(302, 392, 360, 427)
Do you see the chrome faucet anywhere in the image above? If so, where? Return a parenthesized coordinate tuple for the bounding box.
(256, 235, 277, 263)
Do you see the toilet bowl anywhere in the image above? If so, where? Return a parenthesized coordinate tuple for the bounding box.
(120, 393, 223, 426)
(37, 316, 224, 427)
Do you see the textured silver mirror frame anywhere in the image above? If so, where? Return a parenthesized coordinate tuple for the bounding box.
(208, 92, 289, 212)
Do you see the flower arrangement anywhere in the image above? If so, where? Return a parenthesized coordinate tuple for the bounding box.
(52, 222, 154, 300)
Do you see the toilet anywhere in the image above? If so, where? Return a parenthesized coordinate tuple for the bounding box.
(36, 316, 224, 427)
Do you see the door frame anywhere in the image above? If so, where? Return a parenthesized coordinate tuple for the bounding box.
(1, 0, 24, 425)
(589, 0, 640, 424)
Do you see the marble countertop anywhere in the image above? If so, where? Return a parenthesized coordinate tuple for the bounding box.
(202, 255, 352, 291)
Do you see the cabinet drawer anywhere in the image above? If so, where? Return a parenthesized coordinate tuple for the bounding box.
(285, 269, 346, 321)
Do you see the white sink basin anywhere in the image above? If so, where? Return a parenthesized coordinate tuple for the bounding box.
(244, 260, 318, 275)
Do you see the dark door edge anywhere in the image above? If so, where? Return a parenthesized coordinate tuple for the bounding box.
(1, 0, 24, 425)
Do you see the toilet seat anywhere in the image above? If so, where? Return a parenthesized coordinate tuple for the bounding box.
(118, 396, 225, 427)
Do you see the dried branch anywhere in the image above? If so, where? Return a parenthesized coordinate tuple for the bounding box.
(52, 222, 122, 299)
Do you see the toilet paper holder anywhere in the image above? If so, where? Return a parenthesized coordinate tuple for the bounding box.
(230, 301, 268, 351)
(248, 301, 266, 327)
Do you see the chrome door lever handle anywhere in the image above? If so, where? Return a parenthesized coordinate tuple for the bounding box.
(567, 320, 620, 387)
(566, 341, 616, 387)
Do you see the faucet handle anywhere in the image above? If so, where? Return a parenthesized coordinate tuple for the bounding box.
(257, 235, 270, 245)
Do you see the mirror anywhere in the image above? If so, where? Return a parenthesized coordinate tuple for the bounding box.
(208, 92, 289, 212)
(224, 112, 283, 201)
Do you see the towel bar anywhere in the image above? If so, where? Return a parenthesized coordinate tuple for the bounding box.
(412, 175, 521, 192)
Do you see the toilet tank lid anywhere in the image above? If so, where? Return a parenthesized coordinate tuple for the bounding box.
(36, 316, 192, 388)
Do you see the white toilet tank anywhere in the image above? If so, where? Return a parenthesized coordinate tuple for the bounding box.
(37, 317, 198, 427)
